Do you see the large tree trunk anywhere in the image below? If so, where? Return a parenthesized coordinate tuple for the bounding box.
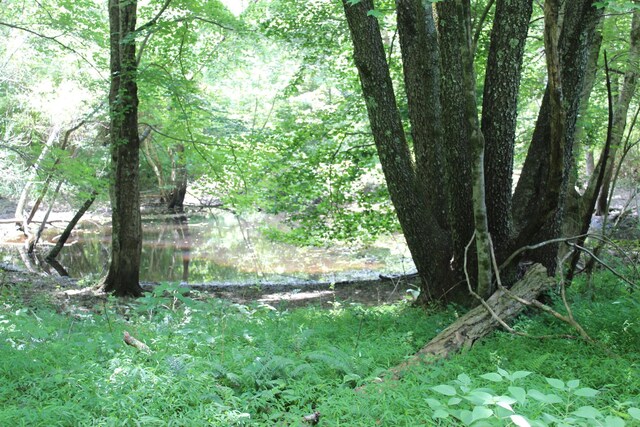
(342, 0, 458, 302)
(434, 1, 475, 278)
(341, 0, 604, 305)
(101, 0, 144, 297)
(482, 0, 533, 262)
(396, 0, 447, 228)
(512, 0, 604, 273)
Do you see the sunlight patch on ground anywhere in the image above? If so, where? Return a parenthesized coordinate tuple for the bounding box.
(258, 290, 334, 303)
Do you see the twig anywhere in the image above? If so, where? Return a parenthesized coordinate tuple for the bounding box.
(0, 21, 105, 80)
(566, 242, 637, 290)
(500, 234, 589, 271)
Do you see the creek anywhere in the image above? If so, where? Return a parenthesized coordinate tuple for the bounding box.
(0, 209, 415, 285)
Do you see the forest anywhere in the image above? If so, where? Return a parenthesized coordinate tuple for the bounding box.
(0, 0, 639, 425)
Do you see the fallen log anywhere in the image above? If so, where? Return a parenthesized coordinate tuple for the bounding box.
(390, 264, 555, 376)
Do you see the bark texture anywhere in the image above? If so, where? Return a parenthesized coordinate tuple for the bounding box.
(512, 0, 603, 272)
(342, 0, 604, 305)
(101, 0, 144, 297)
(342, 0, 457, 302)
(482, 0, 533, 258)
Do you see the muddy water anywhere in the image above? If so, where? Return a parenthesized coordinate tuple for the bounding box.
(0, 209, 415, 285)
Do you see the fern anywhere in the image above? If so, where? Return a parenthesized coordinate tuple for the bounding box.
(306, 347, 356, 376)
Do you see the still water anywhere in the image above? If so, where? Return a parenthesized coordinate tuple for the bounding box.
(0, 209, 415, 285)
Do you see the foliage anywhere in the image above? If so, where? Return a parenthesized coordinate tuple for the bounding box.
(1, 269, 638, 425)
(426, 369, 639, 426)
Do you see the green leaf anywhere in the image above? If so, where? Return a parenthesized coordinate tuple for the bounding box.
(510, 414, 532, 427)
(545, 377, 565, 390)
(508, 386, 527, 404)
(567, 379, 580, 389)
(480, 372, 504, 382)
(494, 395, 517, 412)
(448, 397, 462, 405)
(346, 0, 362, 4)
(497, 367, 508, 377)
(457, 373, 472, 385)
(510, 371, 532, 380)
(470, 406, 493, 423)
(467, 390, 494, 405)
(573, 406, 602, 419)
(433, 409, 449, 419)
(629, 407, 640, 420)
(573, 387, 599, 397)
(604, 416, 626, 427)
(432, 384, 457, 396)
(425, 398, 443, 409)
(366, 9, 384, 19)
(528, 389, 563, 404)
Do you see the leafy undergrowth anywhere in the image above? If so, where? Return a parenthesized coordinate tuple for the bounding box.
(0, 272, 638, 426)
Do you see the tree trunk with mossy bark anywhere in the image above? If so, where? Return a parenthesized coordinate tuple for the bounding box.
(100, 0, 144, 297)
(341, 0, 603, 305)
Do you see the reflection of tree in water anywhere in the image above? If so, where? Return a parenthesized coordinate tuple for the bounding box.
(0, 209, 409, 284)
(143, 214, 191, 282)
(175, 215, 190, 282)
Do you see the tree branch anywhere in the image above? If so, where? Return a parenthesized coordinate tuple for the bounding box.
(0, 21, 105, 80)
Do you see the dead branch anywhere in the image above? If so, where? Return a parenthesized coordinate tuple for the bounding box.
(123, 331, 152, 353)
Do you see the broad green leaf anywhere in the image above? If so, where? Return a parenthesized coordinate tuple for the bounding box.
(456, 409, 473, 425)
(425, 398, 443, 409)
(457, 373, 472, 385)
(510, 371, 532, 380)
(467, 390, 494, 405)
(508, 386, 527, 404)
(448, 397, 462, 405)
(510, 414, 532, 427)
(573, 406, 602, 419)
(433, 409, 449, 419)
(480, 372, 503, 382)
(545, 377, 565, 390)
(497, 367, 508, 377)
(470, 406, 493, 423)
(494, 395, 517, 412)
(528, 389, 563, 404)
(629, 407, 640, 420)
(573, 387, 599, 397)
(566, 379, 580, 389)
(366, 9, 385, 19)
(432, 384, 457, 396)
(604, 415, 626, 427)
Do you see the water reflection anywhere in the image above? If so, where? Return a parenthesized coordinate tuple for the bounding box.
(0, 209, 415, 284)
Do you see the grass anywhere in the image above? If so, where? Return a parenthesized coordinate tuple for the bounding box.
(0, 271, 638, 426)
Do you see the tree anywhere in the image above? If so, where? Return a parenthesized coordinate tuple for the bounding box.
(100, 0, 144, 297)
(341, 0, 604, 304)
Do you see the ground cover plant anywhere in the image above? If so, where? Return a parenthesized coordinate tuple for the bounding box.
(0, 270, 638, 426)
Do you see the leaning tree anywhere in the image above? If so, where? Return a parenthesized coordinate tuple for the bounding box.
(341, 0, 604, 304)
